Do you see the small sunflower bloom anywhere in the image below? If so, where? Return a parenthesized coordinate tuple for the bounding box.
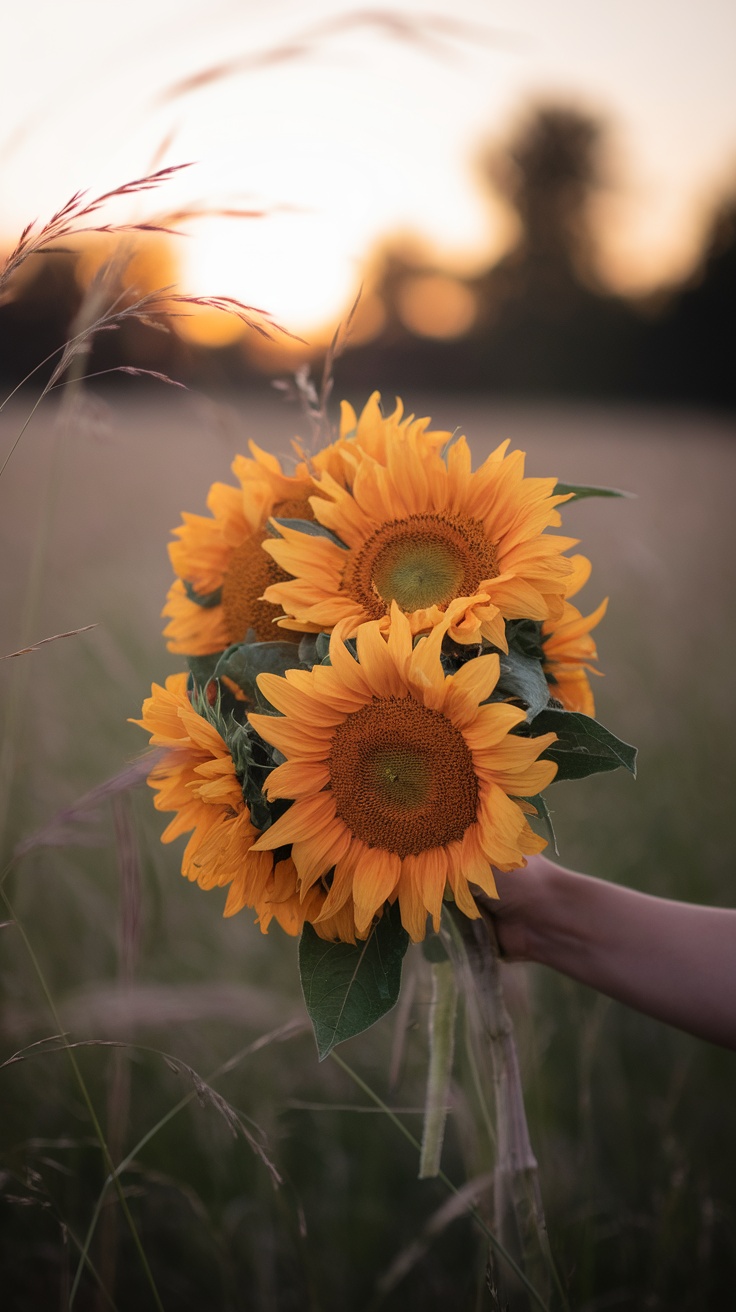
(263, 418, 580, 651)
(134, 673, 355, 938)
(134, 673, 274, 916)
(248, 603, 557, 943)
(162, 444, 316, 656)
(542, 555, 607, 715)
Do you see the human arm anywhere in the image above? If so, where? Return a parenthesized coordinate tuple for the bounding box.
(482, 856, 736, 1050)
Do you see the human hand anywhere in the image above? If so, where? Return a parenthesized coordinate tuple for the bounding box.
(473, 855, 554, 962)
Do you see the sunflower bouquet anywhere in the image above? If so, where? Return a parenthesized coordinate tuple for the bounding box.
(137, 391, 634, 1048)
(136, 391, 634, 1298)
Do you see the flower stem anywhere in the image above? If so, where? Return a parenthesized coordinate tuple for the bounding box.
(445, 906, 569, 1311)
(419, 958, 458, 1178)
(330, 1050, 550, 1311)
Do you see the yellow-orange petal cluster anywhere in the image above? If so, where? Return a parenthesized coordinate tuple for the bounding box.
(134, 673, 273, 915)
(134, 674, 355, 937)
(163, 396, 450, 658)
(248, 603, 557, 944)
(263, 414, 582, 652)
(163, 446, 316, 656)
(303, 390, 453, 485)
(542, 555, 607, 715)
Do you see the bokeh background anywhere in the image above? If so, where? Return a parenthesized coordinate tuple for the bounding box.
(1, 3, 735, 1309)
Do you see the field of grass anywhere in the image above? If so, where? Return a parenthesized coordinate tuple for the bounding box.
(1, 391, 735, 1311)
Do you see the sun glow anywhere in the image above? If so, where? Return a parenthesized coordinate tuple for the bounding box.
(1, 2, 734, 345)
(174, 213, 363, 344)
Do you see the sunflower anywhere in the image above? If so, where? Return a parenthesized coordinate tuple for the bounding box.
(542, 555, 607, 715)
(163, 396, 450, 658)
(163, 445, 316, 656)
(134, 673, 358, 938)
(248, 603, 557, 943)
(298, 390, 453, 485)
(134, 673, 274, 915)
(263, 420, 580, 651)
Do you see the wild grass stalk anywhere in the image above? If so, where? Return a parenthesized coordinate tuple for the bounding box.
(1, 883, 165, 1309)
(67, 1020, 305, 1306)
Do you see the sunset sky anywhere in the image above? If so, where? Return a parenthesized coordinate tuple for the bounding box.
(3, 0, 735, 337)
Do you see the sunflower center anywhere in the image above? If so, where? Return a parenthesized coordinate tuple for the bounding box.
(221, 534, 300, 646)
(343, 513, 498, 618)
(328, 696, 478, 858)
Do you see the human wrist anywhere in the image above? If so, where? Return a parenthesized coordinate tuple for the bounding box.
(489, 854, 560, 962)
(517, 858, 576, 966)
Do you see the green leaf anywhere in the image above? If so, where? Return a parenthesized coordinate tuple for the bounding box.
(271, 518, 346, 548)
(496, 646, 551, 721)
(521, 792, 559, 855)
(187, 651, 222, 693)
(506, 619, 545, 662)
(554, 482, 634, 502)
(215, 640, 303, 706)
(299, 905, 410, 1060)
(227, 724, 272, 828)
(422, 933, 449, 964)
(298, 632, 331, 666)
(529, 709, 638, 781)
(183, 580, 223, 608)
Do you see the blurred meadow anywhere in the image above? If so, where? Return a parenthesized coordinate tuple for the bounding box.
(2, 392, 735, 1310)
(2, 3, 736, 1310)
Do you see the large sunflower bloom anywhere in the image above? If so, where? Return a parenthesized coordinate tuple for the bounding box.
(263, 423, 580, 651)
(542, 555, 607, 716)
(248, 603, 557, 943)
(163, 445, 317, 656)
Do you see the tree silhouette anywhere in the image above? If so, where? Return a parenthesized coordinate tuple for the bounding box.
(461, 102, 643, 395)
(646, 191, 736, 406)
(488, 104, 606, 286)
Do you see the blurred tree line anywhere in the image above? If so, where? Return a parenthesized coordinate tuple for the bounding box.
(1, 103, 734, 408)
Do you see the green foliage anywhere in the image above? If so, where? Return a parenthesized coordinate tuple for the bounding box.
(215, 639, 304, 707)
(227, 719, 278, 831)
(443, 622, 550, 718)
(522, 791, 559, 854)
(188, 638, 304, 704)
(506, 619, 545, 662)
(299, 906, 409, 1059)
(422, 932, 450, 964)
(183, 580, 223, 608)
(298, 631, 332, 666)
(186, 651, 222, 694)
(496, 644, 551, 720)
(553, 481, 633, 501)
(270, 517, 346, 547)
(530, 708, 638, 781)
(316, 631, 332, 663)
(187, 648, 302, 832)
